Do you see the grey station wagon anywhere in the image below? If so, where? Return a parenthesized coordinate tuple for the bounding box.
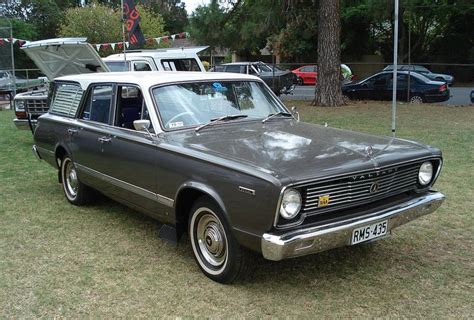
(32, 71, 445, 283)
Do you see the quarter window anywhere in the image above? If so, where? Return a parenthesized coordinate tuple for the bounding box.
(49, 83, 83, 117)
(81, 85, 114, 124)
(161, 59, 201, 71)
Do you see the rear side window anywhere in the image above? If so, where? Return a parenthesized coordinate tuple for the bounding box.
(161, 59, 201, 71)
(224, 65, 244, 73)
(81, 85, 114, 124)
(50, 83, 83, 117)
(134, 62, 152, 71)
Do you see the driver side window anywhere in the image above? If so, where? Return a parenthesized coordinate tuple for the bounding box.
(114, 85, 154, 132)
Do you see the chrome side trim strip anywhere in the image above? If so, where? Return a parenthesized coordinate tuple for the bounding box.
(75, 163, 174, 207)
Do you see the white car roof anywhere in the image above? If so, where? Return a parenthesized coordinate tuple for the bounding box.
(55, 71, 262, 90)
(103, 46, 208, 60)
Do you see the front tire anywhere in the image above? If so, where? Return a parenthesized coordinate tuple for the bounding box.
(188, 197, 249, 283)
(60, 155, 93, 205)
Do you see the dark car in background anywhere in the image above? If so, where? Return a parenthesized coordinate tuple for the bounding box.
(383, 65, 454, 85)
(211, 62, 297, 95)
(342, 71, 450, 103)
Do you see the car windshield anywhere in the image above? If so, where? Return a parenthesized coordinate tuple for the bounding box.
(153, 81, 287, 130)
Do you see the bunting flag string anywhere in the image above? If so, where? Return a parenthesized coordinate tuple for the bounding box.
(92, 31, 190, 52)
(0, 31, 191, 51)
(0, 37, 30, 47)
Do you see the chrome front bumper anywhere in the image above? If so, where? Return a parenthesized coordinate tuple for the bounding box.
(13, 118, 32, 130)
(261, 191, 445, 261)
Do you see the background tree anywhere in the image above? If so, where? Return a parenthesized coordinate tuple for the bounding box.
(314, 0, 343, 106)
(59, 3, 165, 50)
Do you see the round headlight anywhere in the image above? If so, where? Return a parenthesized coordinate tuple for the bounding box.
(418, 161, 433, 186)
(15, 100, 25, 111)
(280, 188, 302, 220)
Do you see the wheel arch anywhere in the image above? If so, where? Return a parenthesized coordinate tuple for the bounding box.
(174, 182, 229, 229)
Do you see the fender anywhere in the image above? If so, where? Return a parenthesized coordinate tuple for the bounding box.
(175, 181, 229, 223)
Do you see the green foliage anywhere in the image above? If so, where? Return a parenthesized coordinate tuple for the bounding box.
(59, 3, 165, 45)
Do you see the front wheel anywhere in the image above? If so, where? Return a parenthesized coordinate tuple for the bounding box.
(189, 197, 249, 283)
(60, 155, 93, 205)
(297, 77, 303, 85)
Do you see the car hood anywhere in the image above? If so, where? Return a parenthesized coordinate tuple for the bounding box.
(163, 120, 438, 184)
(22, 38, 110, 80)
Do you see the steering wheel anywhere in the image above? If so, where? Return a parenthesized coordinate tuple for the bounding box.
(165, 111, 194, 128)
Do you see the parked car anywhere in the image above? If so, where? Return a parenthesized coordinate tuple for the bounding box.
(103, 46, 207, 72)
(383, 65, 454, 85)
(13, 38, 207, 131)
(291, 64, 353, 85)
(342, 71, 450, 103)
(211, 62, 297, 95)
(32, 71, 445, 283)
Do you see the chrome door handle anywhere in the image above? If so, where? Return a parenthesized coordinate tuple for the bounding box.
(67, 128, 78, 135)
(97, 136, 112, 144)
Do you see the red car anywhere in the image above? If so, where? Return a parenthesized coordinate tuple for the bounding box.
(292, 65, 317, 85)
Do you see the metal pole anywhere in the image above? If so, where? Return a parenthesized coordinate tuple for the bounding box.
(407, 4, 411, 103)
(121, 0, 127, 71)
(9, 20, 16, 97)
(391, 0, 399, 137)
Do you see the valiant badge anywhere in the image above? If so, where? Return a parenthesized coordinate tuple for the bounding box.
(365, 146, 374, 158)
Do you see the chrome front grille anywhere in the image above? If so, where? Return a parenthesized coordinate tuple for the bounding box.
(302, 163, 420, 215)
(25, 99, 48, 115)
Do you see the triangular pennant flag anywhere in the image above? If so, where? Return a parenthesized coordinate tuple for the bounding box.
(11, 38, 17, 44)
(178, 32, 185, 39)
(0, 39, 4, 45)
(96, 44, 101, 51)
(162, 36, 169, 43)
(185, 32, 190, 38)
(146, 38, 154, 45)
(117, 42, 123, 49)
(125, 42, 130, 48)
(4, 38, 9, 43)
(171, 34, 176, 41)
(155, 37, 161, 44)
(17, 40, 26, 47)
(111, 43, 116, 50)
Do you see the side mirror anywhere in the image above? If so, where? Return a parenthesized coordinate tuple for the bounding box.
(291, 106, 300, 122)
(133, 119, 151, 132)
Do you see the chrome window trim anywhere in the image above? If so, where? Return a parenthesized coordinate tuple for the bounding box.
(75, 163, 174, 207)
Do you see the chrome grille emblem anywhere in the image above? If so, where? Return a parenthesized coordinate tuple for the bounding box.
(365, 146, 374, 158)
(369, 182, 380, 193)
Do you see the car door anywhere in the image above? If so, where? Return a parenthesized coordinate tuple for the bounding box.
(71, 83, 117, 194)
(93, 84, 163, 217)
(371, 73, 391, 100)
(388, 73, 409, 101)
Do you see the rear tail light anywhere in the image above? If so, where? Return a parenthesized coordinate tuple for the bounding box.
(439, 84, 447, 92)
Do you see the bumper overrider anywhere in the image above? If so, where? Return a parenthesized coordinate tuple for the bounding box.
(262, 191, 445, 261)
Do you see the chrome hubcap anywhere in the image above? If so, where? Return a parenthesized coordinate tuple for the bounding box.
(65, 160, 78, 198)
(410, 96, 422, 103)
(196, 213, 227, 267)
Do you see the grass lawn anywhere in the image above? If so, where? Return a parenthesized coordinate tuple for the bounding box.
(1, 102, 473, 318)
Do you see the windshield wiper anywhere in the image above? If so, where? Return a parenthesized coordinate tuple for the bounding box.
(195, 114, 248, 132)
(261, 111, 293, 123)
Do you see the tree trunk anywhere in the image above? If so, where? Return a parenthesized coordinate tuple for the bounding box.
(313, 0, 343, 107)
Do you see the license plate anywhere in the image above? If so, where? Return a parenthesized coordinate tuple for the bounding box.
(351, 220, 388, 245)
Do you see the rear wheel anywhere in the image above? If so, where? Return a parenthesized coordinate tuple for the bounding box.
(409, 95, 424, 104)
(60, 155, 93, 205)
(188, 197, 249, 283)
